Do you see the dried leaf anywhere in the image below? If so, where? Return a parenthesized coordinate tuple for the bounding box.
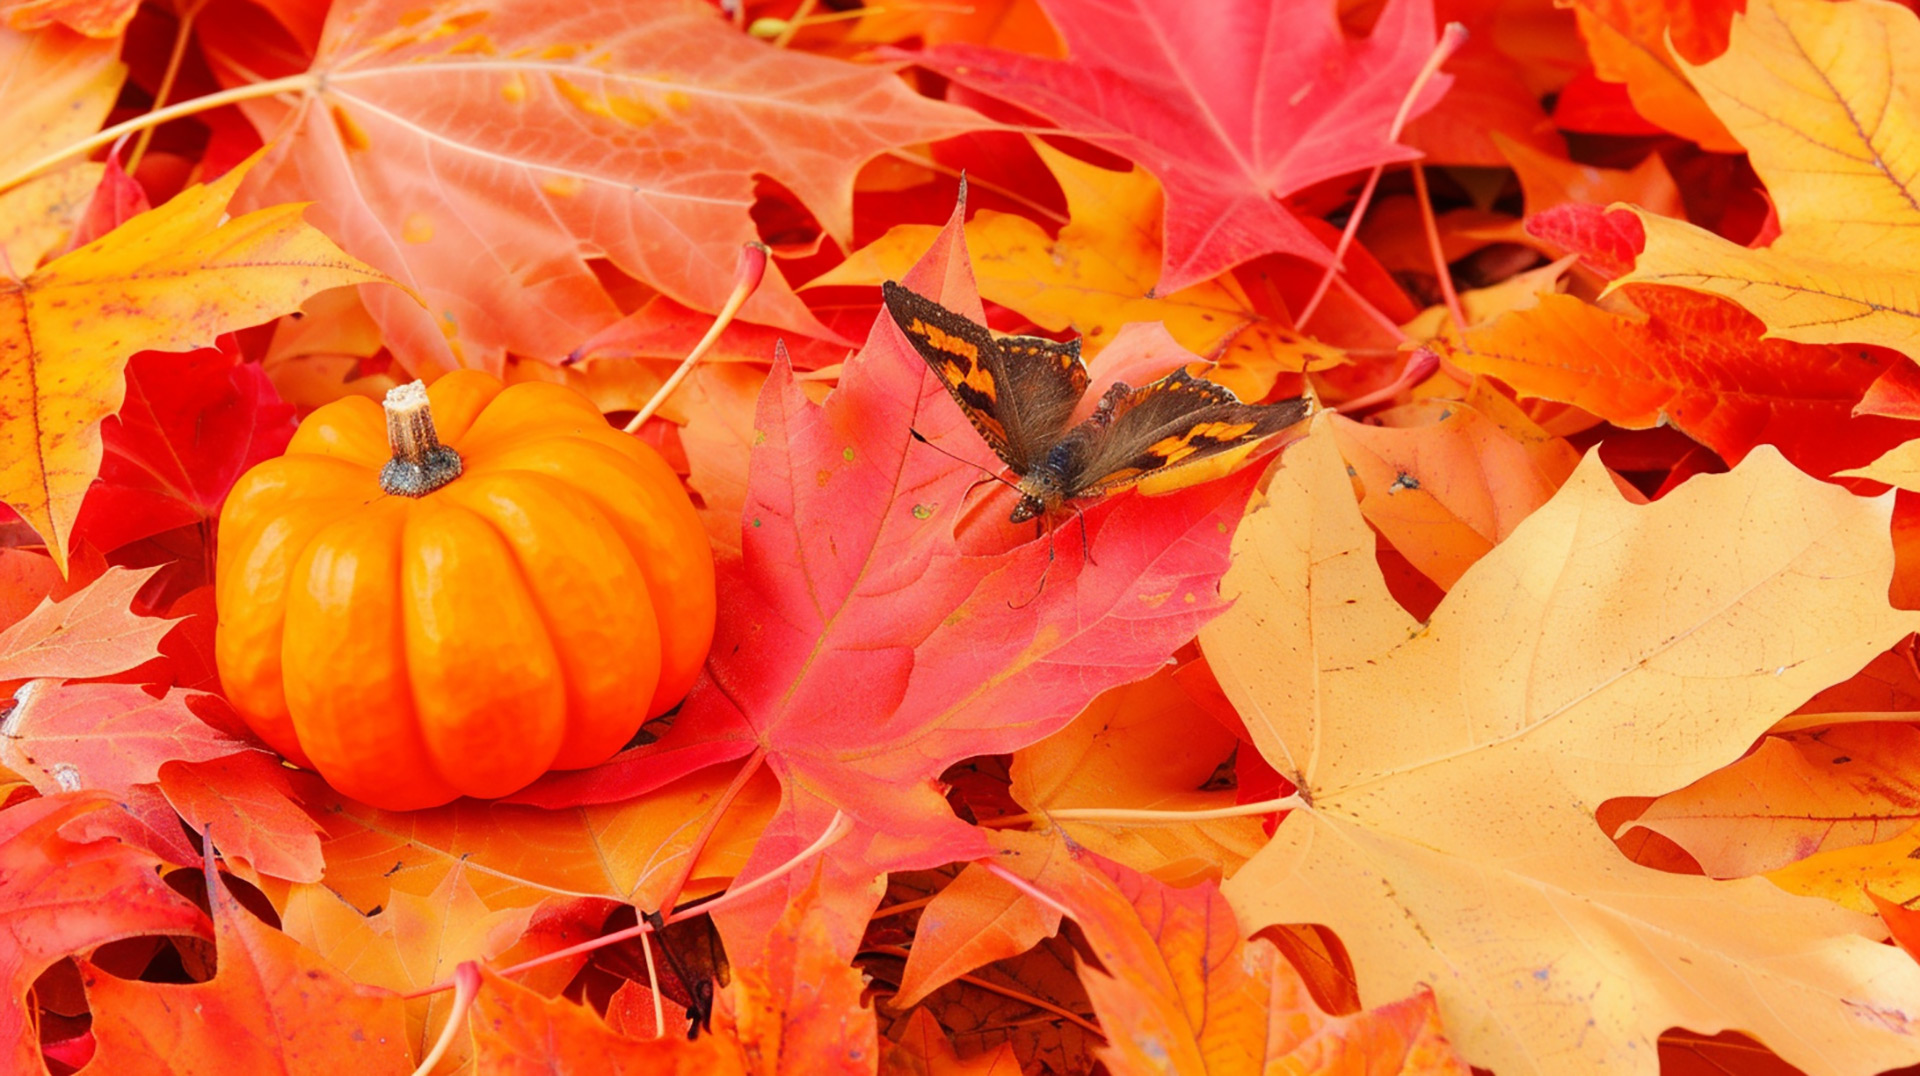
(0, 681, 255, 796)
(82, 860, 413, 1075)
(1051, 852, 1471, 1076)
(469, 965, 743, 1075)
(1203, 422, 1920, 1074)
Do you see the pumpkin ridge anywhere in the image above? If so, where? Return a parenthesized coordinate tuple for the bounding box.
(283, 500, 459, 809)
(449, 481, 572, 708)
(398, 496, 567, 797)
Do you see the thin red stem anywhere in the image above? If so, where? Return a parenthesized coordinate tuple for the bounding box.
(402, 805, 851, 1001)
(1411, 162, 1466, 330)
(1333, 347, 1440, 414)
(655, 746, 767, 925)
(622, 242, 769, 433)
(407, 963, 479, 1076)
(1297, 23, 1469, 330)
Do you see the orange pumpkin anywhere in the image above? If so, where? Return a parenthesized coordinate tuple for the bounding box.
(215, 370, 715, 810)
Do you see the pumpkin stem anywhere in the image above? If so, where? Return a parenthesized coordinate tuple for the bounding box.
(380, 381, 463, 497)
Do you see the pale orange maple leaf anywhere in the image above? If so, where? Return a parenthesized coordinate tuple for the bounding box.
(1203, 419, 1920, 1075)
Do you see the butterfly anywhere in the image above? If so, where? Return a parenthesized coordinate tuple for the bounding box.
(882, 281, 1311, 524)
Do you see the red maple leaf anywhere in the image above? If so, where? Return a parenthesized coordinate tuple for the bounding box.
(899, 0, 1449, 292)
(74, 341, 298, 554)
(569, 196, 1275, 949)
(0, 794, 209, 1075)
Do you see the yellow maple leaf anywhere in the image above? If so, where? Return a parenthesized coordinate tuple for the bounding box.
(811, 140, 1341, 401)
(1201, 419, 1920, 1075)
(0, 151, 390, 574)
(1616, 0, 1920, 357)
(282, 865, 545, 1073)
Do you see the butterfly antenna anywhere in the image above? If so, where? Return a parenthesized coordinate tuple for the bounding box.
(908, 427, 1020, 490)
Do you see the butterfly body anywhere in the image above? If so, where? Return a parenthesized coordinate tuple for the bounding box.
(882, 281, 1310, 523)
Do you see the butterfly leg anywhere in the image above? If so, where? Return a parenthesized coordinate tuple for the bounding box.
(1010, 515, 1056, 609)
(1067, 501, 1098, 567)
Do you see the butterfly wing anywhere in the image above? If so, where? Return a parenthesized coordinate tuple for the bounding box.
(883, 281, 1088, 473)
(1057, 370, 1311, 496)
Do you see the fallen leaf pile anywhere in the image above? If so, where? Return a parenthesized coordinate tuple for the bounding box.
(5, 0, 1920, 1072)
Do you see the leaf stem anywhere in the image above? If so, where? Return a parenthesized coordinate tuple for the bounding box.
(407, 962, 479, 1076)
(885, 147, 1071, 226)
(638, 919, 668, 1039)
(127, 0, 210, 174)
(1410, 161, 1466, 330)
(771, 0, 819, 47)
(402, 807, 852, 1000)
(865, 945, 1106, 1039)
(1296, 22, 1468, 330)
(868, 894, 936, 921)
(0, 73, 318, 194)
(1334, 346, 1440, 413)
(622, 242, 769, 434)
(978, 792, 1306, 830)
(654, 746, 767, 922)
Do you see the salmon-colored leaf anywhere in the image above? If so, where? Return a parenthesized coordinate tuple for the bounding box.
(0, 0, 137, 38)
(1329, 386, 1580, 590)
(159, 751, 323, 883)
(0, 563, 170, 680)
(469, 965, 742, 1075)
(226, 0, 982, 371)
(0, 681, 255, 796)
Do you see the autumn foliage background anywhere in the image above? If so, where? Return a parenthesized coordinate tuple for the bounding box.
(7, 0, 1920, 1071)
